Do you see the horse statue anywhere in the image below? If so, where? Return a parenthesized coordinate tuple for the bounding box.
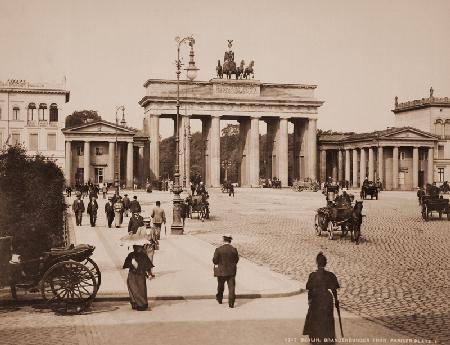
(243, 60, 255, 79)
(216, 60, 223, 78)
(223, 58, 237, 79)
(235, 60, 245, 79)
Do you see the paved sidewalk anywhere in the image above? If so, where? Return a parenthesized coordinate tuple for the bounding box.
(72, 192, 302, 300)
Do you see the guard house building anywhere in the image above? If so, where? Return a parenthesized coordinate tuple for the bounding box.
(0, 79, 70, 169)
(318, 89, 450, 190)
(62, 120, 149, 188)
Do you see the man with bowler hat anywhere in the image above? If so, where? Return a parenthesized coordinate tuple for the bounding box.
(72, 192, 85, 226)
(104, 197, 115, 228)
(212, 234, 239, 308)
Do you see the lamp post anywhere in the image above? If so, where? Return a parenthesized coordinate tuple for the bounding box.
(115, 106, 125, 195)
(221, 160, 233, 183)
(171, 35, 199, 235)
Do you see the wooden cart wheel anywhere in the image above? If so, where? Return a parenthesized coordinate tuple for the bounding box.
(81, 257, 101, 292)
(327, 221, 334, 240)
(314, 214, 321, 236)
(41, 260, 97, 313)
(422, 205, 428, 221)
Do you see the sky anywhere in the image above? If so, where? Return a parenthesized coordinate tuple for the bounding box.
(1, 0, 449, 138)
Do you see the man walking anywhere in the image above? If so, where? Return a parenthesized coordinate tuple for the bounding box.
(213, 234, 239, 308)
(123, 194, 131, 217)
(105, 197, 115, 228)
(128, 212, 144, 234)
(72, 193, 85, 226)
(151, 201, 166, 240)
(101, 183, 108, 199)
(87, 196, 99, 227)
(130, 196, 141, 214)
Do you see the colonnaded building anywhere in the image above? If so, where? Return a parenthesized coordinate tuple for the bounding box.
(319, 88, 450, 190)
(0, 79, 69, 168)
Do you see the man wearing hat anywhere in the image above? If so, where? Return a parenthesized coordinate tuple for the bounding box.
(212, 234, 239, 308)
(130, 196, 141, 214)
(72, 192, 85, 226)
(104, 197, 115, 228)
(128, 212, 144, 235)
(122, 194, 131, 217)
(87, 196, 99, 227)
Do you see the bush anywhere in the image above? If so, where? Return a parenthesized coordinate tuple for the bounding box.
(0, 146, 66, 258)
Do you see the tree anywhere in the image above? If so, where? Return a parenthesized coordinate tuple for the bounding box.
(65, 110, 101, 128)
(221, 124, 239, 137)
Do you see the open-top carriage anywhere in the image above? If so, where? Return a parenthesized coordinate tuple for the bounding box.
(420, 185, 450, 221)
(314, 197, 364, 244)
(292, 178, 320, 192)
(0, 238, 101, 314)
(186, 192, 210, 221)
(360, 181, 379, 200)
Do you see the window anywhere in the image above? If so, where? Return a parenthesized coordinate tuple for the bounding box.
(39, 103, 47, 121)
(77, 145, 84, 156)
(12, 133, 20, 146)
(49, 103, 58, 122)
(47, 133, 56, 151)
(95, 168, 104, 184)
(438, 168, 445, 182)
(28, 103, 36, 121)
(29, 134, 38, 151)
(438, 145, 444, 159)
(13, 106, 20, 120)
(95, 147, 104, 155)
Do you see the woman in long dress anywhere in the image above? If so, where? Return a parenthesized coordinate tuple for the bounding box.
(303, 252, 340, 344)
(123, 244, 153, 311)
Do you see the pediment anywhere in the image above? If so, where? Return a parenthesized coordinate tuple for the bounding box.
(382, 128, 436, 140)
(62, 121, 135, 135)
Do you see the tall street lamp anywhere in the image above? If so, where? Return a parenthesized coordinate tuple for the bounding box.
(172, 35, 199, 235)
(115, 106, 125, 195)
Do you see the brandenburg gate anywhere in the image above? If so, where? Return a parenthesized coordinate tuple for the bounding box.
(139, 78, 323, 188)
(139, 42, 323, 188)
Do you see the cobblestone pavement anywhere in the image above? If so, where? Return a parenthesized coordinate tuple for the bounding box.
(188, 188, 450, 344)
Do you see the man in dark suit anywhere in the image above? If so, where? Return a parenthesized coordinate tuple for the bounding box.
(87, 196, 99, 227)
(104, 197, 115, 228)
(212, 234, 239, 308)
(72, 193, 85, 226)
(128, 212, 144, 234)
(130, 196, 142, 214)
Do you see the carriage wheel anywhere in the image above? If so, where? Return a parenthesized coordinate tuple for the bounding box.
(422, 205, 428, 221)
(41, 260, 97, 314)
(327, 222, 334, 240)
(81, 257, 101, 292)
(314, 214, 321, 236)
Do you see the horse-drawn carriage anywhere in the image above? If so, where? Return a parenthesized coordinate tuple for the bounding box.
(292, 178, 320, 192)
(186, 192, 210, 221)
(271, 177, 282, 189)
(360, 181, 379, 200)
(314, 193, 363, 244)
(0, 238, 100, 314)
(420, 185, 450, 221)
(221, 181, 232, 193)
(323, 184, 340, 202)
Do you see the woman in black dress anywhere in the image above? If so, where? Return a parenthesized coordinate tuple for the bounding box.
(303, 252, 340, 344)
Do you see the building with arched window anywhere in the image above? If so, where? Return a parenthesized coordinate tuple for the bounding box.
(0, 79, 70, 169)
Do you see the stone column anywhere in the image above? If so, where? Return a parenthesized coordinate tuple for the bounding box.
(264, 120, 274, 179)
(271, 120, 280, 179)
(427, 147, 434, 184)
(345, 149, 350, 183)
(278, 117, 289, 187)
(308, 118, 317, 180)
(293, 120, 306, 180)
(393, 146, 399, 190)
(378, 146, 384, 184)
(359, 147, 366, 186)
(202, 117, 211, 186)
(84, 141, 90, 183)
(126, 142, 133, 188)
(210, 115, 221, 187)
(352, 149, 358, 187)
(65, 141, 72, 186)
(331, 151, 337, 182)
(320, 149, 327, 183)
(138, 145, 145, 187)
(338, 150, 343, 183)
(149, 114, 160, 181)
(239, 118, 250, 186)
(368, 147, 374, 181)
(250, 116, 260, 187)
(108, 141, 115, 183)
(412, 146, 419, 188)
(301, 120, 309, 179)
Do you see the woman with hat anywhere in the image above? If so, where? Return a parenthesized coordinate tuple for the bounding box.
(122, 240, 153, 311)
(303, 252, 340, 344)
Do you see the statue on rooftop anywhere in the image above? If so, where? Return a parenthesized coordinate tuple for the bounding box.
(430, 86, 434, 98)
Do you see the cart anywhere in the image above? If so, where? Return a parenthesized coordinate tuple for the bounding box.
(0, 238, 101, 314)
